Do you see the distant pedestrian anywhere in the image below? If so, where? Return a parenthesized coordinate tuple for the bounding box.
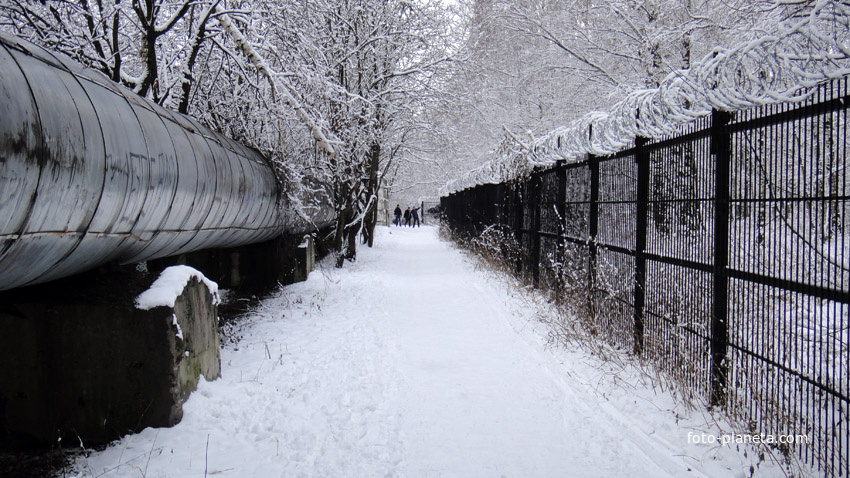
(393, 204, 402, 226)
(403, 207, 411, 227)
(411, 206, 420, 227)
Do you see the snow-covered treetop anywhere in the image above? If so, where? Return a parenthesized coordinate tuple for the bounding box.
(441, 0, 850, 195)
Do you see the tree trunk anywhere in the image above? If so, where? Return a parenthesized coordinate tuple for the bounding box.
(346, 222, 358, 260)
(334, 180, 364, 268)
(363, 142, 381, 247)
(334, 182, 352, 268)
(178, 6, 210, 114)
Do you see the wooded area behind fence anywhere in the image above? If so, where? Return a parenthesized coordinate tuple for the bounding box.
(441, 77, 850, 476)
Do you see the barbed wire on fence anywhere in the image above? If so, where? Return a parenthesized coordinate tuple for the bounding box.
(441, 0, 850, 196)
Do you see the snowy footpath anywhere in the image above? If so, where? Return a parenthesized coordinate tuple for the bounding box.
(74, 226, 797, 478)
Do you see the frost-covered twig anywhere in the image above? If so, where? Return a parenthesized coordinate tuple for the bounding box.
(213, 4, 338, 158)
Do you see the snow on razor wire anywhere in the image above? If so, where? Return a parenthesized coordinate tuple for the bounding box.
(441, 0, 850, 196)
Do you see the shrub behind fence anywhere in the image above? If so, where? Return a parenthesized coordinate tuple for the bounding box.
(441, 77, 850, 476)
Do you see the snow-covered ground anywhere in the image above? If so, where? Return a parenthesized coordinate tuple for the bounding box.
(72, 225, 805, 477)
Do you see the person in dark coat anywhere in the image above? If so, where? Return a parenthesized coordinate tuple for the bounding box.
(393, 204, 402, 226)
(403, 207, 411, 227)
(411, 206, 421, 227)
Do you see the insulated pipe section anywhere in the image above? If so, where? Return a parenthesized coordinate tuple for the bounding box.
(0, 32, 283, 292)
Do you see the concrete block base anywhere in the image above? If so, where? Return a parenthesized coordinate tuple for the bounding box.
(0, 268, 220, 445)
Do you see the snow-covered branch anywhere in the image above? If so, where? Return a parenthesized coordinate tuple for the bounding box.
(213, 4, 337, 158)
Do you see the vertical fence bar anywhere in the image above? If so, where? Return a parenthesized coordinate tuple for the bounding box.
(588, 155, 600, 321)
(634, 137, 649, 355)
(531, 173, 542, 285)
(514, 183, 524, 275)
(496, 183, 505, 225)
(710, 109, 732, 407)
(556, 161, 567, 286)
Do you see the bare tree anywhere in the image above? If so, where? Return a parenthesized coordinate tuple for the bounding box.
(241, 0, 454, 265)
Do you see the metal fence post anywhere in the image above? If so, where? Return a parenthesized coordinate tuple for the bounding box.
(488, 184, 502, 226)
(634, 137, 649, 355)
(464, 190, 471, 235)
(588, 155, 599, 321)
(531, 173, 541, 285)
(444, 194, 452, 230)
(710, 109, 732, 407)
(556, 161, 567, 287)
(514, 183, 524, 275)
(495, 184, 504, 225)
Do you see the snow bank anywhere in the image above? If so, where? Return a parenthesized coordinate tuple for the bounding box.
(135, 265, 220, 310)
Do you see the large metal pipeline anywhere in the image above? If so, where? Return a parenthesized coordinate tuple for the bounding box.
(0, 32, 286, 292)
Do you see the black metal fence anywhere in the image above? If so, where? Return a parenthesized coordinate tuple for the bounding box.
(422, 201, 441, 224)
(441, 77, 850, 476)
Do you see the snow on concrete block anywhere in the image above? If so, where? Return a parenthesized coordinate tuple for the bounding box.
(300, 234, 316, 275)
(135, 266, 222, 424)
(136, 265, 221, 310)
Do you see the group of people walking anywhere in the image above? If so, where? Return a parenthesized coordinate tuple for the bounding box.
(393, 205, 421, 227)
